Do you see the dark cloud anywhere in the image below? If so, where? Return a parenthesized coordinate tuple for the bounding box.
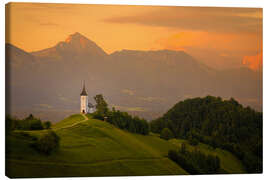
(104, 6, 262, 34)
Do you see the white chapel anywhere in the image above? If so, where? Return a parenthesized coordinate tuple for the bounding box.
(80, 81, 95, 114)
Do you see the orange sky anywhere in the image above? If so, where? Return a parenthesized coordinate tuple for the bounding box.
(6, 3, 262, 70)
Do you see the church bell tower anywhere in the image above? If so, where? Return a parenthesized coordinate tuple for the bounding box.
(80, 81, 88, 114)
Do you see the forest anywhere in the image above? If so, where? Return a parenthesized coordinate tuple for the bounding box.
(150, 96, 262, 173)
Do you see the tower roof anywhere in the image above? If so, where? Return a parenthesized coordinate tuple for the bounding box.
(80, 81, 88, 96)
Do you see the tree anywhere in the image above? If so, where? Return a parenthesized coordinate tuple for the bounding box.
(26, 114, 34, 120)
(160, 128, 174, 140)
(180, 142, 187, 154)
(33, 130, 60, 155)
(188, 135, 199, 146)
(43, 121, 52, 129)
(94, 94, 109, 118)
(6, 115, 14, 135)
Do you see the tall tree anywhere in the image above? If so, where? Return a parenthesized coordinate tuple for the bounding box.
(94, 94, 109, 117)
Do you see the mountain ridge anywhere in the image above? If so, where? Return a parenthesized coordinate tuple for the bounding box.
(5, 32, 262, 121)
(30, 32, 107, 59)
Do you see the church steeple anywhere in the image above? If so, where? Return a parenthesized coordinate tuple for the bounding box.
(80, 81, 88, 96)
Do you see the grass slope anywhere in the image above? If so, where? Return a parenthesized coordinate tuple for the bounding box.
(6, 114, 187, 178)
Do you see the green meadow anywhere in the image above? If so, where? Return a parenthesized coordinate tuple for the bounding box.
(6, 114, 245, 178)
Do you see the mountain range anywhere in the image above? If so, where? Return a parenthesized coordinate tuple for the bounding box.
(6, 32, 262, 121)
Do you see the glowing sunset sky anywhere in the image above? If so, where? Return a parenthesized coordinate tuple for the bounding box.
(6, 3, 262, 70)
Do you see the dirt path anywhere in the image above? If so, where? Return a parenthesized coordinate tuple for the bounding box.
(53, 114, 89, 131)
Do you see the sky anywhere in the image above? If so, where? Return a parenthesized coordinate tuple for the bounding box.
(6, 3, 262, 70)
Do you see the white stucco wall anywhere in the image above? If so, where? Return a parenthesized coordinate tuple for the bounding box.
(80, 95, 88, 113)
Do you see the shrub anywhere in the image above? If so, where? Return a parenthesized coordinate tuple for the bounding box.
(43, 121, 52, 129)
(6, 115, 14, 135)
(160, 128, 174, 140)
(33, 131, 60, 155)
(188, 136, 199, 146)
(28, 119, 43, 130)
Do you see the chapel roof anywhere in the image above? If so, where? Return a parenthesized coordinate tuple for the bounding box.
(80, 81, 88, 96)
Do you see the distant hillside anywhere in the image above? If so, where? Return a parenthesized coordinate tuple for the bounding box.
(150, 96, 262, 173)
(6, 32, 262, 121)
(6, 114, 245, 177)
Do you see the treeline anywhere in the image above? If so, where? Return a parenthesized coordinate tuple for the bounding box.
(168, 143, 221, 174)
(92, 94, 149, 135)
(150, 96, 262, 173)
(6, 114, 52, 133)
(6, 114, 60, 155)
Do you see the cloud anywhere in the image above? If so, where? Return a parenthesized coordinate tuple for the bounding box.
(58, 94, 77, 104)
(138, 96, 166, 102)
(39, 22, 59, 27)
(242, 52, 262, 71)
(104, 7, 262, 34)
(113, 105, 147, 112)
(155, 31, 261, 54)
(121, 89, 135, 96)
(35, 104, 53, 109)
(220, 53, 229, 57)
(12, 3, 79, 13)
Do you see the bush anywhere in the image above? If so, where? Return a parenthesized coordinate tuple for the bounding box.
(6, 115, 15, 135)
(160, 128, 174, 140)
(43, 121, 52, 129)
(188, 136, 199, 146)
(28, 119, 43, 130)
(33, 131, 60, 155)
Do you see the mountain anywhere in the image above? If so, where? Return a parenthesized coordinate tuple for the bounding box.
(6, 43, 36, 68)
(31, 32, 107, 60)
(5, 32, 262, 121)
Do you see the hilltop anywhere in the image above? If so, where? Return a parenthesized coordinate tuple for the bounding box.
(6, 114, 245, 177)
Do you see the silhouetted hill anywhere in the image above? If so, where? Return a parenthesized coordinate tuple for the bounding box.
(150, 96, 262, 173)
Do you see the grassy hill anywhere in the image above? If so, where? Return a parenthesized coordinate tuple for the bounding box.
(6, 114, 245, 178)
(6, 114, 187, 178)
